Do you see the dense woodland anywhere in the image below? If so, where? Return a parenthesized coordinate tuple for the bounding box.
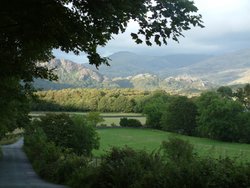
(32, 88, 152, 112)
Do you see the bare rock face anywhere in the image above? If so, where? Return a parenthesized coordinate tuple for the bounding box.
(41, 59, 107, 84)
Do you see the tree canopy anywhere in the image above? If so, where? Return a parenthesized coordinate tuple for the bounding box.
(1, 0, 203, 68)
(0, 0, 203, 137)
(161, 96, 197, 135)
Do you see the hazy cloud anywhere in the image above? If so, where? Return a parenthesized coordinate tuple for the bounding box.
(54, 0, 250, 63)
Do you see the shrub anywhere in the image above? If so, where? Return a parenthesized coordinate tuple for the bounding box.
(36, 113, 100, 156)
(111, 123, 117, 127)
(92, 147, 164, 188)
(98, 123, 107, 128)
(24, 122, 90, 185)
(85, 112, 104, 127)
(161, 137, 195, 163)
(119, 118, 142, 127)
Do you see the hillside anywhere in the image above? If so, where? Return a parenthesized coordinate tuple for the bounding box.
(35, 59, 109, 89)
(178, 49, 250, 85)
(34, 49, 250, 94)
(86, 51, 212, 78)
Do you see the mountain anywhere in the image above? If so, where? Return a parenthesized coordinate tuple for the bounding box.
(85, 51, 212, 78)
(178, 49, 250, 85)
(112, 73, 212, 95)
(34, 49, 250, 95)
(35, 59, 108, 90)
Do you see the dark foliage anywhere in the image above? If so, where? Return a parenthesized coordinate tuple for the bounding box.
(119, 118, 142, 128)
(1, 0, 203, 139)
(161, 96, 198, 135)
(35, 113, 99, 156)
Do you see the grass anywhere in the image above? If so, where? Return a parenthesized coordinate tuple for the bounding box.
(100, 117, 146, 126)
(30, 111, 146, 126)
(93, 128, 250, 162)
(30, 111, 143, 117)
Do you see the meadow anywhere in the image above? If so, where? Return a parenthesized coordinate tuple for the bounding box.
(94, 128, 250, 162)
(30, 112, 250, 162)
(29, 111, 146, 126)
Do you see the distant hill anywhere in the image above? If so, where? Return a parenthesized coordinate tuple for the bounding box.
(35, 59, 108, 90)
(86, 51, 212, 78)
(178, 49, 250, 85)
(34, 49, 250, 95)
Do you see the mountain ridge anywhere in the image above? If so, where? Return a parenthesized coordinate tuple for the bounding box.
(34, 49, 250, 94)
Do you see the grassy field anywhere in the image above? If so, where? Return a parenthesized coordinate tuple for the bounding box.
(93, 128, 250, 162)
(30, 111, 143, 117)
(30, 111, 146, 126)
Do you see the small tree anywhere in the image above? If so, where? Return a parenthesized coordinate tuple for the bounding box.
(161, 96, 198, 135)
(37, 113, 99, 156)
(217, 86, 233, 98)
(143, 91, 170, 129)
(86, 112, 104, 127)
(234, 84, 250, 110)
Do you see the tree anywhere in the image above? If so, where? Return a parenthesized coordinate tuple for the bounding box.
(234, 84, 250, 110)
(161, 96, 197, 135)
(37, 113, 99, 156)
(85, 112, 104, 127)
(143, 91, 170, 129)
(0, 0, 203, 137)
(196, 92, 244, 142)
(217, 86, 233, 98)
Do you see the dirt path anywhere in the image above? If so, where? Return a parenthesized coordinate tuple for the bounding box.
(0, 138, 68, 188)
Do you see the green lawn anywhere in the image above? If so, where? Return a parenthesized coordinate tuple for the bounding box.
(93, 128, 250, 162)
(30, 111, 143, 117)
(100, 117, 146, 126)
(30, 111, 146, 126)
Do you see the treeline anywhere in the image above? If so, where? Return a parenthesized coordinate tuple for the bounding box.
(32, 85, 250, 143)
(32, 88, 152, 112)
(144, 84, 250, 143)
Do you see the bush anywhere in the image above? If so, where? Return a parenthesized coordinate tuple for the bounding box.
(111, 123, 117, 127)
(24, 122, 90, 185)
(119, 118, 142, 127)
(85, 112, 104, 127)
(25, 121, 250, 188)
(92, 147, 164, 188)
(98, 123, 107, 128)
(36, 113, 99, 156)
(161, 137, 195, 163)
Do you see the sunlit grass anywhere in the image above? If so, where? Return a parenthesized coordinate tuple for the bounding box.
(30, 111, 146, 126)
(93, 128, 250, 162)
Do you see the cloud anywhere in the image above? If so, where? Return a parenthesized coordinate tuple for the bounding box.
(53, 0, 250, 63)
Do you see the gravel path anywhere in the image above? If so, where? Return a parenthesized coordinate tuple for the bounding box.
(0, 138, 68, 188)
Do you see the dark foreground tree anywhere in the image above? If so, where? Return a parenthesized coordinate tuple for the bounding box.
(0, 0, 203, 137)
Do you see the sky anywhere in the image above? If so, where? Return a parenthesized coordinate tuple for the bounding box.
(53, 0, 250, 64)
